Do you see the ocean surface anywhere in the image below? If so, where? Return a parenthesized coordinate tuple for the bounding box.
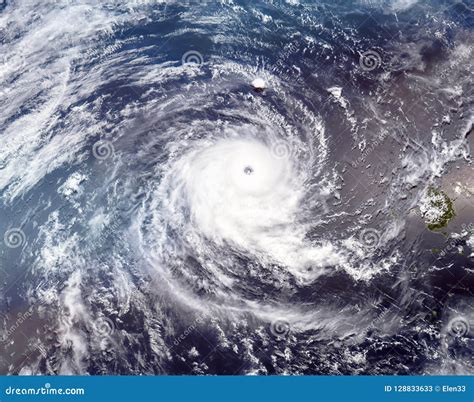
(0, 0, 473, 375)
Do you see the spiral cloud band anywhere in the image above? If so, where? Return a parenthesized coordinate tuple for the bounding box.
(0, 0, 472, 376)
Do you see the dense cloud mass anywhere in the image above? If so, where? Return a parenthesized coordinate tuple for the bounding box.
(0, 0, 473, 375)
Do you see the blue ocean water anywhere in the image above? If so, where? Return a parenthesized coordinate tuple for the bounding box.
(0, 0, 472, 375)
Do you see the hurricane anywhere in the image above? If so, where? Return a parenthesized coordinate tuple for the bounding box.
(0, 0, 473, 375)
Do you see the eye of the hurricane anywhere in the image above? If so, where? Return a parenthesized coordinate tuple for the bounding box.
(244, 166, 254, 175)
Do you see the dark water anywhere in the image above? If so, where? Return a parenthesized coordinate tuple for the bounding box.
(0, 0, 473, 375)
